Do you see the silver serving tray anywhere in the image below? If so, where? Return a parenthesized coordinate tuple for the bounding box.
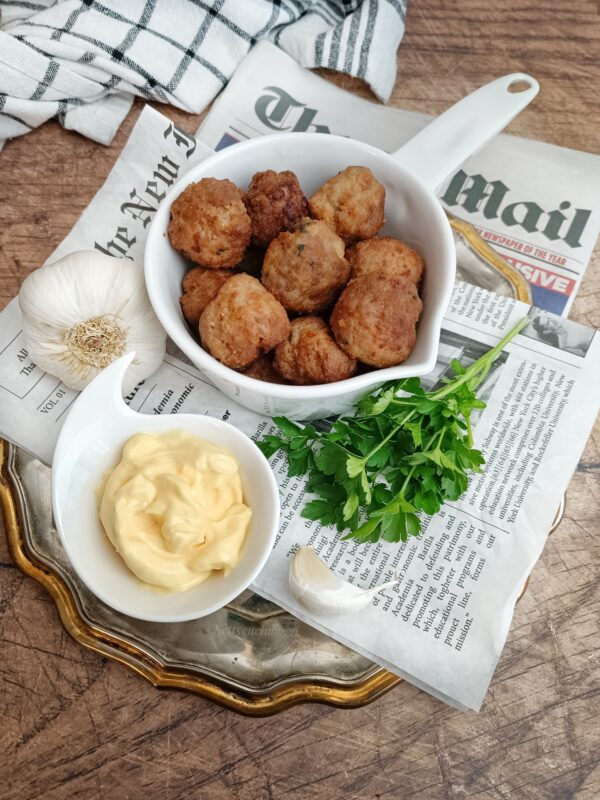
(1, 440, 404, 714)
(1, 434, 565, 715)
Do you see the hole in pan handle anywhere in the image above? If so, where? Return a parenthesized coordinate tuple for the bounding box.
(391, 73, 539, 191)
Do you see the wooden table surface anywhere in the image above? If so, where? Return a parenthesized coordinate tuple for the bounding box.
(1, 2, 599, 798)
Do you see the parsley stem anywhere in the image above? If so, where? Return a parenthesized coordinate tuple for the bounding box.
(405, 428, 443, 491)
(379, 430, 444, 515)
(360, 408, 417, 466)
(465, 415, 473, 448)
(430, 316, 527, 401)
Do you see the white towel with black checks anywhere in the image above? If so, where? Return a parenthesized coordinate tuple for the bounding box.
(0, 0, 407, 150)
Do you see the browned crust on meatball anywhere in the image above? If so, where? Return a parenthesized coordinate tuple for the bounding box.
(346, 237, 424, 284)
(308, 166, 385, 244)
(262, 218, 349, 313)
(168, 178, 251, 268)
(330, 274, 423, 368)
(244, 170, 309, 247)
(199, 274, 290, 369)
(180, 267, 234, 326)
(241, 355, 288, 384)
(274, 316, 357, 385)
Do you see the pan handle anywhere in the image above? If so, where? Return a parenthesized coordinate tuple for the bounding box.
(391, 74, 539, 190)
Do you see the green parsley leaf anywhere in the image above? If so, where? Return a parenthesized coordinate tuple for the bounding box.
(315, 441, 348, 477)
(346, 455, 366, 478)
(256, 436, 286, 458)
(271, 416, 304, 437)
(343, 492, 359, 521)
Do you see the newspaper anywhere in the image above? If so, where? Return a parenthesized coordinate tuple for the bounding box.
(198, 42, 600, 316)
(1, 73, 599, 709)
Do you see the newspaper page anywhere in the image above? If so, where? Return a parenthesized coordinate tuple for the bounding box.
(253, 291, 600, 709)
(0, 107, 214, 463)
(198, 42, 600, 316)
(1, 105, 599, 707)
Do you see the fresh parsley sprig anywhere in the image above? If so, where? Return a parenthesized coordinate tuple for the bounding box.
(258, 317, 528, 544)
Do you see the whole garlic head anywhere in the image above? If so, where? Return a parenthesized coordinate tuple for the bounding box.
(19, 251, 166, 393)
(289, 546, 399, 616)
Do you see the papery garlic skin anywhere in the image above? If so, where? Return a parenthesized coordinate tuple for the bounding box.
(19, 251, 166, 393)
(289, 546, 399, 616)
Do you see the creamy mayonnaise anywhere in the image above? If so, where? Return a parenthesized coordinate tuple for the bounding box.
(97, 431, 251, 591)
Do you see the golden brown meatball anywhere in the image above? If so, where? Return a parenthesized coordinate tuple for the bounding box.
(180, 267, 233, 326)
(244, 170, 309, 247)
(309, 166, 385, 244)
(241, 355, 288, 384)
(200, 274, 290, 369)
(330, 274, 423, 368)
(347, 237, 424, 285)
(168, 178, 251, 268)
(274, 317, 357, 385)
(262, 218, 349, 313)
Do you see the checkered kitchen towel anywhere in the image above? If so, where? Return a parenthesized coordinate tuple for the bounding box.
(0, 0, 407, 150)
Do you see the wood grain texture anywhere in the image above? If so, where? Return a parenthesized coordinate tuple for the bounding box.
(1, 2, 599, 798)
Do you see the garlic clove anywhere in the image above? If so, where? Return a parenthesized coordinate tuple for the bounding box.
(289, 546, 399, 616)
(18, 250, 166, 393)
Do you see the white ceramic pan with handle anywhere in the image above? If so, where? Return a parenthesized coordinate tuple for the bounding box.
(145, 74, 539, 420)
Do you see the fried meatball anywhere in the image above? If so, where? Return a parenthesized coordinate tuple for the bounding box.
(309, 166, 385, 244)
(200, 274, 290, 369)
(274, 317, 357, 385)
(168, 178, 251, 268)
(242, 355, 288, 384)
(330, 274, 423, 368)
(244, 170, 309, 247)
(262, 218, 349, 313)
(347, 237, 424, 285)
(180, 267, 233, 326)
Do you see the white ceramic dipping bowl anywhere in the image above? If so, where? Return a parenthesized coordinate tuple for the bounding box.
(52, 354, 280, 622)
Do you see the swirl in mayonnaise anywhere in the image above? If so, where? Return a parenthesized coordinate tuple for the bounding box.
(98, 431, 251, 591)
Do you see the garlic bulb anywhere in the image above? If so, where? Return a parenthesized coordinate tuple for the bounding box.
(289, 546, 399, 616)
(19, 251, 166, 393)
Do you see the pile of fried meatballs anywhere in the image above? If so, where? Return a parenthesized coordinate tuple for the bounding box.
(169, 166, 424, 385)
